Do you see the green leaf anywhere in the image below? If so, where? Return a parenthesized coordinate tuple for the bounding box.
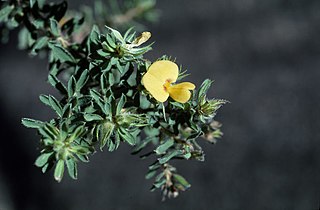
(84, 113, 104, 122)
(76, 70, 89, 91)
(173, 174, 191, 188)
(106, 34, 116, 48)
(18, 27, 31, 50)
(183, 152, 192, 159)
(170, 101, 184, 109)
(69, 126, 86, 141)
(48, 95, 63, 117)
(44, 123, 59, 136)
(54, 159, 65, 182)
(71, 146, 91, 155)
(158, 150, 184, 164)
(102, 39, 115, 52)
(105, 26, 124, 44)
(50, 18, 60, 36)
(37, 0, 46, 8)
(148, 162, 161, 171)
(103, 103, 112, 116)
(48, 74, 67, 95)
(0, 5, 14, 22)
(38, 127, 55, 141)
(30, 0, 36, 7)
(41, 163, 52, 173)
(152, 178, 166, 189)
(35, 152, 54, 167)
(21, 118, 44, 129)
(90, 89, 102, 102)
(31, 36, 49, 55)
(89, 24, 100, 44)
(118, 127, 136, 146)
(123, 27, 135, 41)
(66, 158, 77, 179)
(100, 73, 107, 94)
(145, 170, 157, 179)
(116, 94, 126, 115)
(197, 79, 213, 105)
(76, 154, 89, 163)
(108, 72, 115, 85)
(49, 43, 75, 63)
(98, 122, 115, 151)
(154, 139, 174, 155)
(59, 121, 68, 140)
(39, 94, 50, 106)
(62, 104, 71, 118)
(90, 89, 105, 112)
(131, 136, 155, 155)
(67, 76, 76, 97)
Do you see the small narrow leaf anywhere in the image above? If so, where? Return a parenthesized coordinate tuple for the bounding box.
(89, 24, 100, 44)
(48, 74, 67, 95)
(50, 18, 60, 36)
(90, 89, 105, 112)
(0, 5, 14, 21)
(67, 76, 76, 97)
(154, 139, 174, 155)
(158, 150, 184, 164)
(119, 127, 136, 146)
(66, 158, 77, 180)
(145, 170, 157, 180)
(35, 152, 53, 167)
(131, 136, 154, 155)
(106, 34, 117, 49)
(197, 79, 213, 105)
(31, 36, 49, 55)
(99, 122, 115, 151)
(30, 0, 36, 7)
(69, 126, 86, 141)
(105, 26, 124, 44)
(84, 114, 104, 122)
(62, 104, 71, 118)
(44, 123, 59, 137)
(38, 127, 55, 141)
(21, 118, 44, 129)
(116, 94, 126, 115)
(49, 43, 75, 63)
(76, 69, 89, 91)
(173, 174, 191, 188)
(54, 159, 65, 182)
(48, 95, 63, 116)
(39, 94, 50, 106)
(37, 0, 46, 8)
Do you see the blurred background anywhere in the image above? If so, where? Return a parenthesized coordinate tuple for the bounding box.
(0, 0, 320, 209)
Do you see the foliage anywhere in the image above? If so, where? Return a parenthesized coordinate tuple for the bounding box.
(0, 0, 227, 199)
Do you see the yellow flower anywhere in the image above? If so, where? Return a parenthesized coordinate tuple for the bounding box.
(142, 60, 195, 103)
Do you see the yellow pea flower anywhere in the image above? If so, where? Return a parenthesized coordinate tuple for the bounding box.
(142, 60, 195, 103)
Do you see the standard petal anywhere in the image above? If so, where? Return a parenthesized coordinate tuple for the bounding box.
(142, 71, 169, 102)
(146, 60, 179, 84)
(167, 83, 195, 103)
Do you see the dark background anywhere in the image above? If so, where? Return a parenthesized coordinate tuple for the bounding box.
(0, 0, 319, 209)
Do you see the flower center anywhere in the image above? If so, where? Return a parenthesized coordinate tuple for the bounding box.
(163, 80, 172, 92)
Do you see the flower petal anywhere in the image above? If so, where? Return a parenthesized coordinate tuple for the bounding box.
(167, 82, 196, 103)
(142, 71, 169, 102)
(169, 82, 195, 90)
(144, 60, 179, 84)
